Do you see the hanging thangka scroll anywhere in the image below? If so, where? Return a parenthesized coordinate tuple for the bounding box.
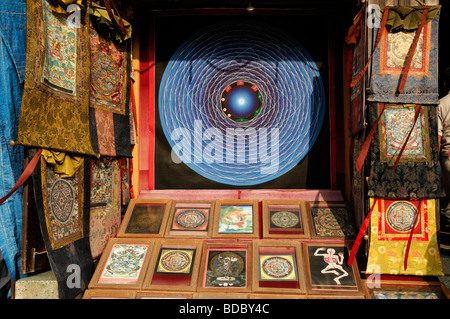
(366, 198, 443, 276)
(32, 152, 94, 299)
(346, 3, 366, 136)
(367, 103, 444, 199)
(88, 8, 132, 158)
(18, 0, 98, 156)
(368, 6, 441, 105)
(89, 158, 122, 259)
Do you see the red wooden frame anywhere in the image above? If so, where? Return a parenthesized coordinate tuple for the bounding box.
(138, 9, 338, 193)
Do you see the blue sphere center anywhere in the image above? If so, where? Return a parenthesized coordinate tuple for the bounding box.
(225, 85, 259, 119)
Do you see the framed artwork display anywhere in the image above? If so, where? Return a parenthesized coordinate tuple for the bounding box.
(261, 200, 311, 239)
(252, 240, 306, 294)
(212, 200, 259, 239)
(164, 200, 215, 238)
(197, 242, 252, 293)
(88, 238, 154, 290)
(135, 291, 193, 299)
(142, 239, 203, 292)
(82, 289, 137, 299)
(308, 201, 356, 239)
(118, 199, 172, 238)
(302, 242, 364, 296)
(363, 281, 450, 299)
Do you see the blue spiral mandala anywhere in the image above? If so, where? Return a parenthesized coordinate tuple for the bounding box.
(159, 21, 325, 186)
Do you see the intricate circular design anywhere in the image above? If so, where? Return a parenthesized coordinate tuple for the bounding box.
(175, 209, 207, 229)
(159, 21, 325, 186)
(160, 250, 191, 272)
(386, 201, 417, 233)
(91, 52, 119, 96)
(316, 209, 344, 230)
(386, 110, 423, 156)
(389, 32, 423, 70)
(50, 179, 74, 224)
(262, 256, 293, 278)
(221, 81, 262, 121)
(270, 211, 299, 228)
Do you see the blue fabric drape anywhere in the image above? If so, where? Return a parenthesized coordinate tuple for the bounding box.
(0, 0, 26, 282)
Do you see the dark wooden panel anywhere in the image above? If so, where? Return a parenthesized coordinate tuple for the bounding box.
(20, 150, 50, 274)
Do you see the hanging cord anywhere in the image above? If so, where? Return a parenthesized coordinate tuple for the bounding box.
(397, 6, 429, 94)
(404, 200, 423, 270)
(393, 105, 422, 169)
(102, 0, 126, 35)
(356, 103, 386, 172)
(0, 149, 43, 206)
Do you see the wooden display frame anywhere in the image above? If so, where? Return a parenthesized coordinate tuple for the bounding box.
(88, 238, 154, 290)
(142, 239, 203, 292)
(307, 294, 366, 299)
(302, 241, 364, 297)
(362, 280, 450, 299)
(118, 199, 172, 238)
(251, 240, 306, 295)
(261, 200, 311, 239)
(212, 199, 259, 239)
(197, 241, 252, 293)
(164, 200, 215, 239)
(248, 293, 306, 299)
(193, 293, 249, 299)
(136, 291, 193, 299)
(82, 289, 137, 299)
(307, 201, 357, 240)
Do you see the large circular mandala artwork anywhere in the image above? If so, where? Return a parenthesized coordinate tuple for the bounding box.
(159, 21, 325, 186)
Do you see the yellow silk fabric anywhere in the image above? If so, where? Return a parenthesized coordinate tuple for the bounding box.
(366, 198, 444, 276)
(42, 149, 84, 178)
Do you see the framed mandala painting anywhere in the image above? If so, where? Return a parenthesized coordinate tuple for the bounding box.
(261, 200, 311, 239)
(251, 240, 306, 294)
(89, 238, 154, 290)
(308, 201, 356, 239)
(302, 242, 364, 296)
(164, 201, 215, 238)
(197, 242, 252, 293)
(212, 199, 259, 239)
(118, 199, 172, 238)
(142, 239, 203, 292)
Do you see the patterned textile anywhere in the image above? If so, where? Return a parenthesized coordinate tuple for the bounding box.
(352, 130, 366, 228)
(32, 155, 94, 298)
(0, 0, 26, 282)
(310, 206, 356, 238)
(18, 0, 97, 156)
(367, 103, 444, 198)
(368, 8, 440, 104)
(366, 198, 443, 276)
(348, 5, 366, 136)
(89, 158, 122, 259)
(89, 22, 132, 157)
